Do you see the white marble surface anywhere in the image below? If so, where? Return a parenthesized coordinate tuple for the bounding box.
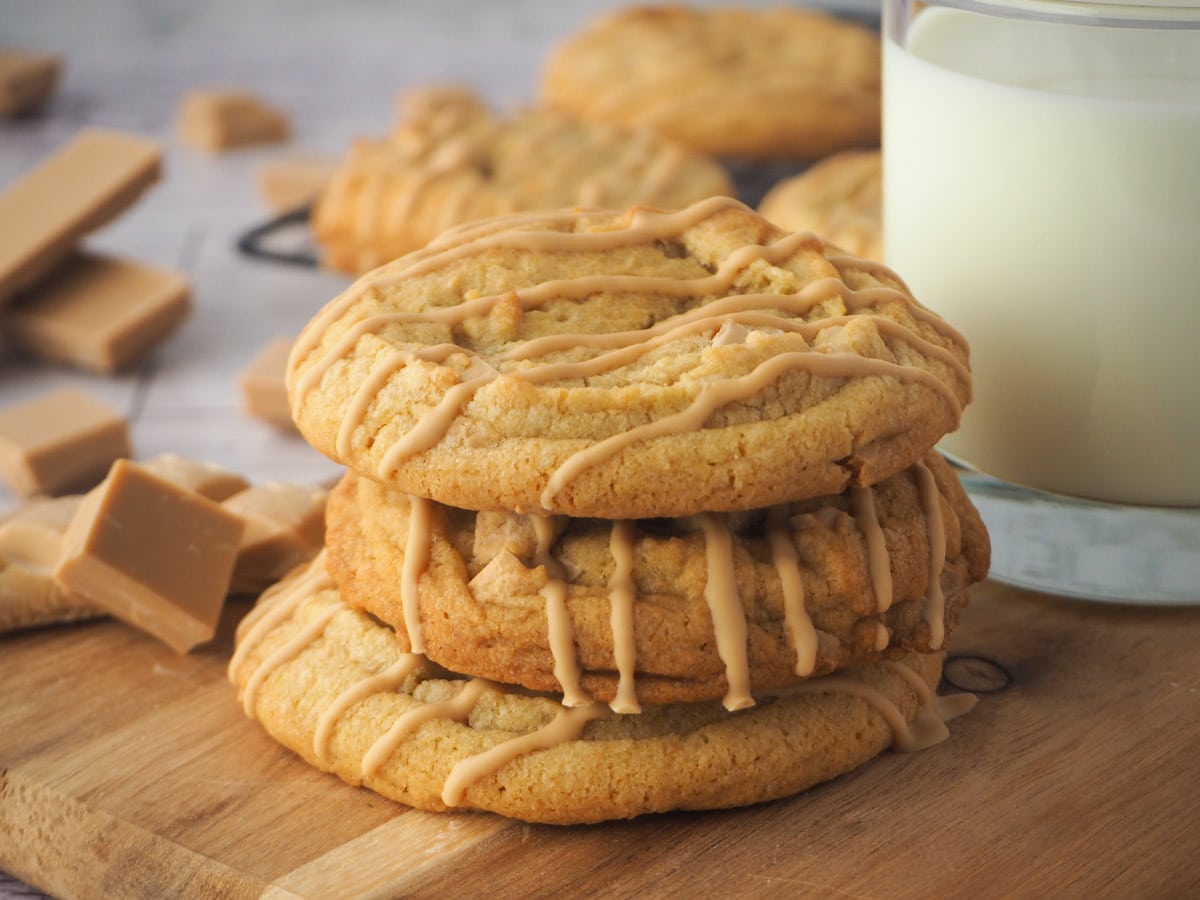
(0, 1, 876, 896)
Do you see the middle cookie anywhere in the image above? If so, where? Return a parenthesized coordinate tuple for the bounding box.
(325, 452, 989, 710)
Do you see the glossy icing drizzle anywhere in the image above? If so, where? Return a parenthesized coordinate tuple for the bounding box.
(532, 514, 590, 707)
(401, 496, 433, 654)
(696, 513, 754, 711)
(849, 484, 893, 613)
(912, 461, 947, 650)
(229, 554, 335, 710)
(607, 519, 641, 714)
(339, 453, 950, 715)
(440, 702, 610, 806)
(362, 677, 494, 777)
(315, 654, 422, 762)
(767, 505, 818, 677)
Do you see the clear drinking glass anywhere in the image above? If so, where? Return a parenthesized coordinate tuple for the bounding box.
(882, 0, 1200, 603)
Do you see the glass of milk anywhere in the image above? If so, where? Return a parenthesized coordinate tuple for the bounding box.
(883, 0, 1200, 603)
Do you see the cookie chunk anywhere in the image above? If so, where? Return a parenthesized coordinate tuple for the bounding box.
(229, 552, 964, 824)
(759, 149, 883, 261)
(0, 495, 102, 633)
(540, 6, 881, 161)
(289, 197, 972, 519)
(325, 453, 988, 709)
(312, 86, 732, 273)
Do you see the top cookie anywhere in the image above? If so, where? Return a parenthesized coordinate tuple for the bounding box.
(288, 196, 972, 519)
(312, 85, 733, 274)
(540, 6, 881, 161)
(759, 149, 883, 261)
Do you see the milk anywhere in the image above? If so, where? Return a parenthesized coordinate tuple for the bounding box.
(883, 6, 1200, 507)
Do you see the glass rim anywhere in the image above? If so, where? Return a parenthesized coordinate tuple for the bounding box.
(902, 0, 1200, 28)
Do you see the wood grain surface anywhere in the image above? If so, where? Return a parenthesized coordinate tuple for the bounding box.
(3, 580, 1198, 899)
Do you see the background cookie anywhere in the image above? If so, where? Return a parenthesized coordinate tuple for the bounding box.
(288, 196, 972, 519)
(312, 85, 733, 274)
(325, 452, 989, 708)
(229, 554, 958, 824)
(540, 6, 881, 161)
(758, 149, 883, 261)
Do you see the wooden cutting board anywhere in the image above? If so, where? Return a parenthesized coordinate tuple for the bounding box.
(2, 580, 1198, 899)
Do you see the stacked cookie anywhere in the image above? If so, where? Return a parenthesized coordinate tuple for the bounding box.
(540, 6, 881, 162)
(312, 86, 733, 274)
(758, 149, 884, 262)
(229, 196, 989, 824)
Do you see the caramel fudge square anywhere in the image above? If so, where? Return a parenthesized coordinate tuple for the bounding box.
(55, 459, 245, 653)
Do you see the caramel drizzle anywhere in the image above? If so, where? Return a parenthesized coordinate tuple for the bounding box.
(538, 349, 938, 510)
(912, 461, 947, 650)
(401, 496, 433, 655)
(781, 660, 973, 754)
(697, 513, 755, 711)
(362, 677, 494, 778)
(849, 485, 893, 613)
(607, 520, 641, 714)
(317, 291, 965, 486)
(882, 660, 978, 750)
(767, 506, 818, 676)
(441, 703, 610, 807)
(875, 622, 891, 652)
(315, 654, 422, 762)
(241, 604, 338, 718)
(532, 515, 590, 707)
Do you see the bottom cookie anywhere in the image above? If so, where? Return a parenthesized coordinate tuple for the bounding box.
(229, 554, 974, 824)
